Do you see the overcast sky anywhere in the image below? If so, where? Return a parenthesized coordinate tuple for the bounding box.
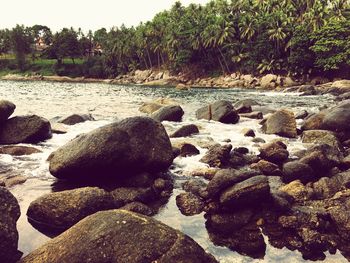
(0, 0, 210, 32)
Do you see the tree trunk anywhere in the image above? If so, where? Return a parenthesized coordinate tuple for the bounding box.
(218, 48, 230, 74)
(218, 57, 225, 75)
(146, 49, 152, 68)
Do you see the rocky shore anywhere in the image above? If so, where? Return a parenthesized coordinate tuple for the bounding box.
(1, 90, 350, 262)
(2, 71, 350, 96)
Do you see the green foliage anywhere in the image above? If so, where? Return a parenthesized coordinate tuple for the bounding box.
(310, 19, 350, 71)
(10, 25, 33, 71)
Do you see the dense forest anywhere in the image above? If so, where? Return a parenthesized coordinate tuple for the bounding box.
(0, 0, 350, 79)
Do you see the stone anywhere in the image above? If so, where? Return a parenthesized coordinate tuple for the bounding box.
(259, 141, 289, 164)
(170, 124, 199, 138)
(57, 114, 94, 125)
(111, 187, 155, 207)
(302, 130, 341, 149)
(0, 115, 52, 144)
(182, 179, 207, 197)
(0, 187, 22, 262)
(282, 161, 315, 184)
(233, 99, 260, 109)
(176, 192, 205, 216)
(200, 144, 232, 168)
(241, 128, 255, 137)
(207, 209, 254, 233)
(254, 160, 282, 176)
(262, 109, 297, 138)
(0, 146, 41, 156)
(279, 180, 311, 202)
(119, 202, 154, 216)
(0, 175, 27, 188)
(240, 111, 263, 119)
(312, 171, 350, 199)
(139, 98, 178, 114)
(295, 110, 309, 119)
(176, 83, 189, 90)
(20, 210, 218, 263)
(331, 80, 350, 92)
(180, 143, 200, 157)
(260, 74, 278, 89)
(196, 100, 239, 124)
(151, 105, 184, 122)
(27, 187, 114, 232)
(51, 123, 68, 134)
(49, 117, 174, 181)
(220, 176, 270, 207)
(0, 100, 16, 123)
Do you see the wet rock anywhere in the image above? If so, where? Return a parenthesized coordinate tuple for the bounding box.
(260, 74, 277, 89)
(262, 109, 297, 138)
(27, 187, 114, 232)
(233, 147, 249, 155)
(233, 99, 260, 109)
(0, 115, 52, 144)
(119, 201, 154, 216)
(301, 112, 326, 131)
(196, 100, 239, 124)
(259, 141, 289, 164)
(151, 105, 184, 122)
(170, 124, 199, 138)
(0, 175, 27, 188)
(176, 192, 205, 216)
(241, 128, 255, 137)
(182, 179, 207, 197)
(0, 146, 41, 156)
(186, 167, 219, 180)
(0, 100, 16, 123)
(295, 110, 309, 119)
(236, 104, 252, 114)
(302, 130, 341, 149)
(180, 143, 200, 157)
(21, 210, 218, 263)
(111, 187, 155, 207)
(220, 176, 270, 207)
(57, 114, 94, 125)
(312, 171, 350, 199)
(200, 144, 232, 168)
(207, 209, 254, 233)
(279, 180, 312, 202)
(252, 137, 266, 143)
(240, 111, 263, 119)
(282, 161, 315, 183)
(49, 117, 174, 181)
(138, 98, 178, 114)
(0, 187, 22, 263)
(206, 169, 255, 198)
(253, 160, 282, 176)
(51, 123, 68, 134)
(298, 85, 317, 95)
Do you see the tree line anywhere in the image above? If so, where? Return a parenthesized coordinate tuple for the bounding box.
(0, 0, 349, 79)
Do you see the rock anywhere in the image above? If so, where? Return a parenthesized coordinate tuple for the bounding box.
(252, 137, 266, 143)
(284, 76, 297, 87)
(207, 209, 254, 233)
(259, 141, 289, 164)
(182, 179, 207, 197)
(49, 117, 174, 181)
(253, 160, 282, 176)
(200, 144, 232, 168)
(119, 202, 154, 216)
(331, 80, 350, 92)
(282, 161, 315, 183)
(176, 192, 205, 216)
(302, 130, 341, 149)
(51, 123, 68, 134)
(180, 143, 200, 157)
(151, 105, 184, 122)
(298, 85, 317, 95)
(27, 187, 114, 232)
(0, 115, 52, 144)
(234, 99, 260, 109)
(176, 83, 189, 90)
(241, 128, 255, 137)
(134, 69, 152, 81)
(311, 77, 329, 85)
(139, 98, 179, 114)
(20, 210, 218, 263)
(0, 175, 27, 188)
(186, 167, 219, 180)
(206, 169, 255, 198)
(220, 176, 270, 207)
(196, 100, 239, 124)
(0, 100, 16, 123)
(240, 111, 263, 119)
(262, 109, 297, 138)
(0, 145, 41, 156)
(260, 74, 278, 89)
(312, 171, 350, 199)
(170, 124, 199, 138)
(279, 180, 311, 202)
(57, 114, 94, 125)
(295, 110, 309, 119)
(0, 187, 22, 262)
(111, 187, 155, 207)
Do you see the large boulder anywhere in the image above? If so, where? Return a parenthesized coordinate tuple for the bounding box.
(0, 115, 52, 144)
(49, 117, 174, 181)
(220, 175, 270, 207)
(0, 100, 16, 123)
(0, 187, 22, 263)
(262, 109, 297, 138)
(27, 187, 114, 232)
(196, 100, 239, 124)
(151, 105, 184, 122)
(57, 114, 94, 125)
(260, 74, 278, 89)
(20, 210, 218, 263)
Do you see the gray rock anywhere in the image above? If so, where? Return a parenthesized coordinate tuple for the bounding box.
(262, 109, 297, 138)
(200, 144, 232, 168)
(0, 187, 22, 262)
(49, 117, 174, 181)
(207, 209, 254, 233)
(0, 115, 52, 144)
(119, 201, 154, 216)
(170, 124, 199, 138)
(176, 192, 205, 216)
(282, 161, 315, 183)
(180, 143, 200, 157)
(196, 100, 239, 124)
(259, 141, 289, 164)
(302, 130, 341, 149)
(20, 210, 218, 263)
(0, 100, 15, 123)
(57, 114, 94, 125)
(151, 105, 184, 122)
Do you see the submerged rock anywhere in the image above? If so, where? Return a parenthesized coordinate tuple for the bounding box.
(196, 100, 239, 124)
(0, 100, 16, 123)
(151, 105, 184, 122)
(0, 187, 22, 263)
(0, 146, 41, 156)
(57, 113, 94, 125)
(20, 210, 218, 263)
(0, 115, 52, 144)
(49, 117, 173, 181)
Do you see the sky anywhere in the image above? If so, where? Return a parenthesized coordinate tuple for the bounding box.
(0, 0, 210, 32)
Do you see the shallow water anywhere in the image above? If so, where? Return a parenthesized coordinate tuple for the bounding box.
(0, 80, 346, 262)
